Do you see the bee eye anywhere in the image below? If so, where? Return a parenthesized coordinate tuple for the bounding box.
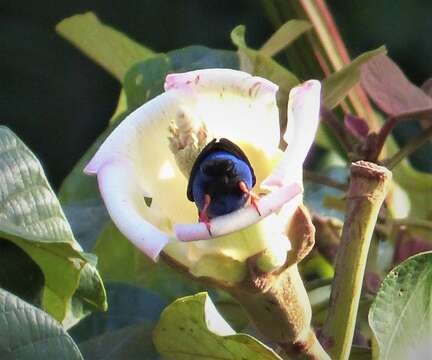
(202, 158, 234, 177)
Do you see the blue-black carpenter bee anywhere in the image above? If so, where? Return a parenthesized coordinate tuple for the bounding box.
(187, 138, 260, 230)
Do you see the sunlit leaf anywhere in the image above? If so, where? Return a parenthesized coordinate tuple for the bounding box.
(322, 46, 386, 109)
(56, 12, 154, 82)
(369, 252, 432, 360)
(0, 288, 83, 360)
(361, 54, 432, 119)
(153, 292, 282, 360)
(260, 19, 312, 57)
(0, 127, 106, 326)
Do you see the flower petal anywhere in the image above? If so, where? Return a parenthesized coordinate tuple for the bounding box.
(97, 160, 172, 260)
(174, 182, 302, 241)
(262, 80, 321, 190)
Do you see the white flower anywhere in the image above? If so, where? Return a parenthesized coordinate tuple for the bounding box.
(85, 69, 321, 283)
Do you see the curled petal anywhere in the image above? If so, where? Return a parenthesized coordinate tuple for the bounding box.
(164, 69, 279, 99)
(262, 80, 321, 190)
(175, 182, 302, 242)
(97, 160, 172, 260)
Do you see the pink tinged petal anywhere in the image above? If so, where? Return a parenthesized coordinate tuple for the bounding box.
(262, 80, 321, 190)
(97, 160, 171, 261)
(164, 68, 278, 98)
(174, 182, 302, 242)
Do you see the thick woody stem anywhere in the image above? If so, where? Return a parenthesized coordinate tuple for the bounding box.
(230, 264, 330, 360)
(321, 161, 391, 360)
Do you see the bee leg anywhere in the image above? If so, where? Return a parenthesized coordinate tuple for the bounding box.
(198, 194, 212, 235)
(238, 181, 261, 216)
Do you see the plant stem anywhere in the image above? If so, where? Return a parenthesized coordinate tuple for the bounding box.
(393, 217, 432, 231)
(321, 161, 391, 360)
(383, 124, 432, 169)
(320, 107, 354, 154)
(231, 264, 330, 360)
(228, 206, 330, 360)
(304, 170, 348, 191)
(312, 214, 342, 264)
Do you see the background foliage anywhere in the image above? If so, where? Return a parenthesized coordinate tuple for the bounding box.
(3, 0, 432, 187)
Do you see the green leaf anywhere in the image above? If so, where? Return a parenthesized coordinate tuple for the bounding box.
(322, 46, 387, 109)
(78, 323, 161, 360)
(0, 127, 106, 326)
(0, 288, 83, 360)
(168, 45, 239, 72)
(153, 292, 282, 360)
(56, 12, 154, 82)
(124, 55, 171, 110)
(260, 19, 312, 57)
(369, 252, 432, 360)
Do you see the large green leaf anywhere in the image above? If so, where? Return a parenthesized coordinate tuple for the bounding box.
(0, 127, 106, 326)
(0, 288, 83, 360)
(56, 12, 155, 82)
(369, 252, 432, 360)
(153, 292, 282, 360)
(322, 46, 387, 109)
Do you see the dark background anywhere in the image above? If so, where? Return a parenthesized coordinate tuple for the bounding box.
(2, 0, 432, 188)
